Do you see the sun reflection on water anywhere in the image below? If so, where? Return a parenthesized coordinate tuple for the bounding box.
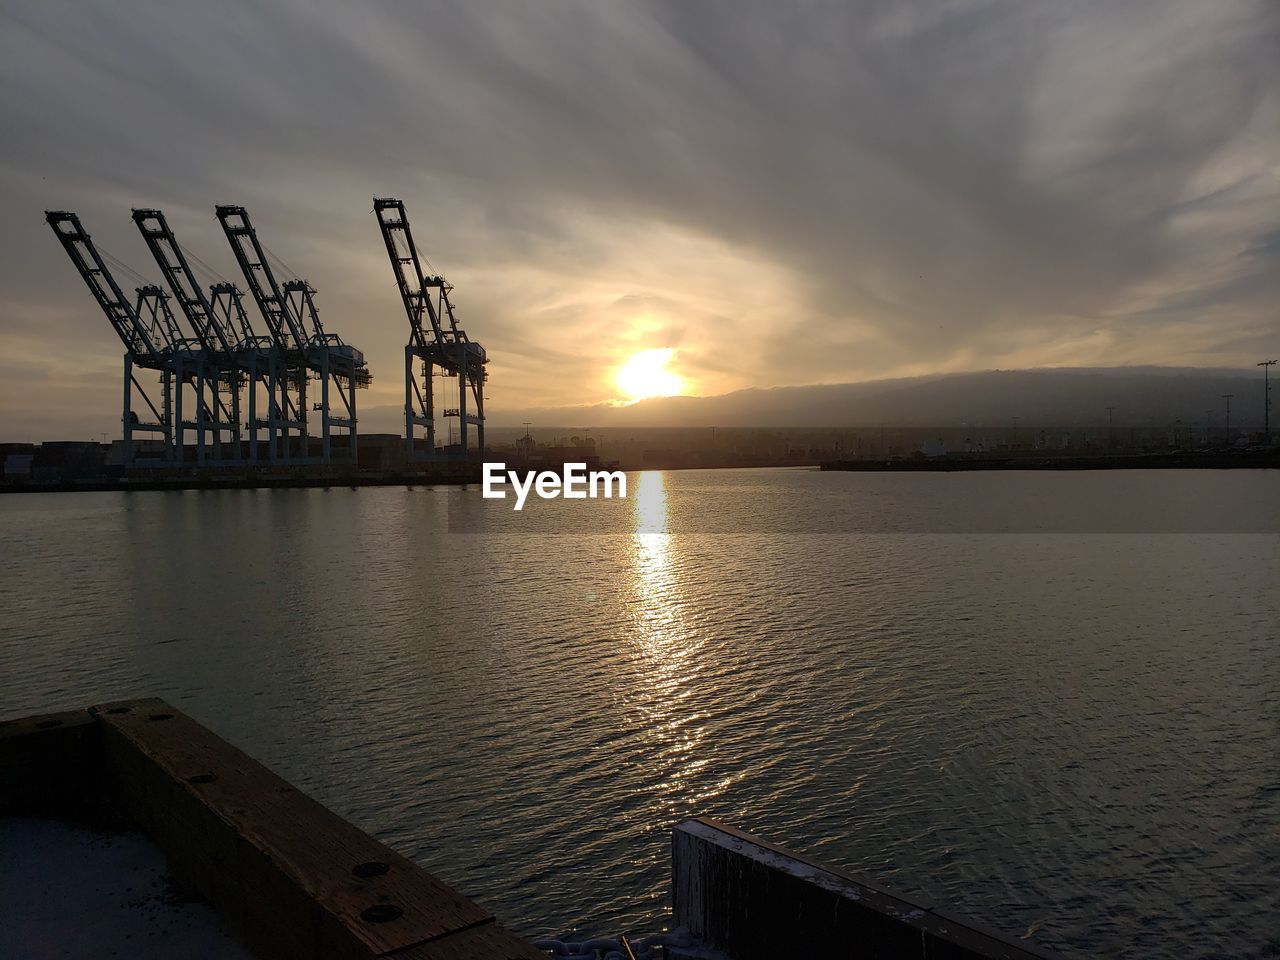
(626, 472, 722, 816)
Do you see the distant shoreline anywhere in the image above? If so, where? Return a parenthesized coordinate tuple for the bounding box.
(0, 471, 480, 495)
(821, 450, 1280, 471)
(2, 452, 1278, 494)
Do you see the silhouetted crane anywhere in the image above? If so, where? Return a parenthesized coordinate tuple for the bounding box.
(46, 210, 219, 467)
(216, 205, 369, 464)
(373, 198, 487, 460)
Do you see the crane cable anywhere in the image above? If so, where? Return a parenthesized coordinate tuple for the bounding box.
(98, 245, 150, 288)
(179, 241, 230, 286)
(260, 239, 299, 283)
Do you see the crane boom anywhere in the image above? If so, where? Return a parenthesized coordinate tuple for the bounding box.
(372, 197, 450, 351)
(132, 209, 240, 355)
(214, 205, 309, 352)
(372, 196, 485, 462)
(46, 211, 167, 362)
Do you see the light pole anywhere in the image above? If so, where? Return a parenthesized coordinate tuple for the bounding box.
(1222, 394, 1234, 445)
(1260, 360, 1277, 445)
(1106, 406, 1115, 449)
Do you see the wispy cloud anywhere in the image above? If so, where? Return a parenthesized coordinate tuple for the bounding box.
(1, 0, 1276, 436)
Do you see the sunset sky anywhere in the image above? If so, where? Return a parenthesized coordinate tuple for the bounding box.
(1, 1, 1277, 438)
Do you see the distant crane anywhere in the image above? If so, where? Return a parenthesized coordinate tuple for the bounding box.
(132, 208, 256, 463)
(132, 208, 302, 464)
(216, 205, 369, 464)
(373, 198, 488, 461)
(45, 210, 215, 467)
(132, 210, 239, 356)
(1260, 359, 1276, 445)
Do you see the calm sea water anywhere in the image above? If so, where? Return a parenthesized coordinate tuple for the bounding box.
(1, 468, 1277, 958)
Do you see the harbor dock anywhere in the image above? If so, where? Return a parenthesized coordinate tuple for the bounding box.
(3, 700, 1055, 959)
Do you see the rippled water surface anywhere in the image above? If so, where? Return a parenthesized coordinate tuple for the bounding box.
(1, 469, 1277, 959)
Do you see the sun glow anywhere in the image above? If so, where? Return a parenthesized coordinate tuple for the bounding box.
(615, 348, 685, 402)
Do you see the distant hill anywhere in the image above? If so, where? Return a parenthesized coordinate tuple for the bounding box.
(486, 367, 1271, 429)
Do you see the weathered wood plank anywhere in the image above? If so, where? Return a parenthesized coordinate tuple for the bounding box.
(90, 697, 500, 960)
(673, 818, 1058, 960)
(392, 923, 550, 960)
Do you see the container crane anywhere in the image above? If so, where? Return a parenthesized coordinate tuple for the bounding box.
(132, 208, 290, 464)
(45, 211, 220, 468)
(132, 208, 253, 463)
(215, 205, 368, 464)
(373, 197, 487, 461)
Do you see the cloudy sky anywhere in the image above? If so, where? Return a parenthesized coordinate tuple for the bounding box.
(1, 0, 1277, 437)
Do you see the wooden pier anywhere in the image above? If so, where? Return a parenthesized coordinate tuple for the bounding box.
(4, 700, 1060, 959)
(1, 699, 542, 960)
(673, 819, 1057, 959)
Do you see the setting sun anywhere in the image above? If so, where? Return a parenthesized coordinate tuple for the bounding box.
(615, 348, 685, 402)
